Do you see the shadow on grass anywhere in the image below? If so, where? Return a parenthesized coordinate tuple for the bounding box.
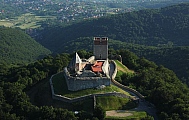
(120, 100, 138, 110)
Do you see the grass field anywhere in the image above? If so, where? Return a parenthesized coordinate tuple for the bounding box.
(0, 13, 55, 29)
(51, 72, 137, 112)
(52, 72, 135, 98)
(115, 60, 135, 82)
(115, 60, 134, 74)
(96, 96, 137, 110)
(51, 69, 147, 119)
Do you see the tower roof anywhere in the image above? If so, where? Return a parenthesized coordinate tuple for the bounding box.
(75, 52, 82, 63)
(70, 52, 82, 64)
(68, 52, 82, 71)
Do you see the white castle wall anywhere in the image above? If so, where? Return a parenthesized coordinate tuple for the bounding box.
(102, 59, 110, 77)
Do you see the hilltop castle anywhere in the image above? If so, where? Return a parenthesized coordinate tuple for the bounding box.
(64, 37, 111, 91)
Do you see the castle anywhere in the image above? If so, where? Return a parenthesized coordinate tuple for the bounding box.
(64, 37, 111, 91)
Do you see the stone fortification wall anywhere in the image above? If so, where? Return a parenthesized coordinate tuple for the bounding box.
(111, 60, 117, 80)
(52, 92, 132, 103)
(50, 73, 133, 103)
(102, 59, 110, 77)
(111, 60, 144, 99)
(64, 67, 111, 91)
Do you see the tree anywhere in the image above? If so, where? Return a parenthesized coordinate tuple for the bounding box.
(93, 105, 105, 120)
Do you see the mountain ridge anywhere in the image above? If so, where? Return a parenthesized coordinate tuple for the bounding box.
(36, 3, 189, 53)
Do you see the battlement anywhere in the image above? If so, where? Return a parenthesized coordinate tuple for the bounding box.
(94, 37, 108, 45)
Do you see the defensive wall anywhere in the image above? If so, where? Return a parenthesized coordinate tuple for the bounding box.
(111, 60, 145, 99)
(102, 59, 110, 77)
(111, 61, 117, 80)
(49, 74, 133, 103)
(64, 67, 111, 91)
(49, 60, 144, 103)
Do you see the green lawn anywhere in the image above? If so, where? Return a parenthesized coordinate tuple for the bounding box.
(51, 72, 135, 98)
(115, 60, 135, 82)
(51, 72, 147, 119)
(96, 96, 137, 110)
(51, 72, 137, 112)
(115, 60, 134, 73)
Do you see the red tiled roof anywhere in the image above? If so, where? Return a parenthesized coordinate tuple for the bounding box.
(91, 61, 103, 73)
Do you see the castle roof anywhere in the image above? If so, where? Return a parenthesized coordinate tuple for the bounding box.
(91, 61, 103, 73)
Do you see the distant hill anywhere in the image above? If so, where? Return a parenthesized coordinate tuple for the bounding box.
(36, 3, 189, 53)
(0, 27, 51, 65)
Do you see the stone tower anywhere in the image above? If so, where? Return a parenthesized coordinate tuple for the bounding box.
(93, 37, 108, 60)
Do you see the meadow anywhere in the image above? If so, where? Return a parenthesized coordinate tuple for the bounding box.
(0, 13, 55, 29)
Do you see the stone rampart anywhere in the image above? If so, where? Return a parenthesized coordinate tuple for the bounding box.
(50, 73, 134, 103)
(111, 60, 145, 99)
(52, 92, 132, 103)
(111, 60, 117, 80)
(64, 67, 111, 91)
(53, 91, 132, 103)
(102, 59, 110, 77)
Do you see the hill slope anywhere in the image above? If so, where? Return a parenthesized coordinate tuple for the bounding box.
(0, 27, 51, 64)
(36, 3, 189, 53)
(1, 50, 189, 119)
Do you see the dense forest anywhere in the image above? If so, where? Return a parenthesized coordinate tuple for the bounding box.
(0, 27, 51, 65)
(34, 3, 189, 84)
(1, 49, 189, 119)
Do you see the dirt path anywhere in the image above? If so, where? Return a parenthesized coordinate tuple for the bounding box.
(106, 110, 133, 117)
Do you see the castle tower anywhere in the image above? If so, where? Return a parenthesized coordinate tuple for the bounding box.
(93, 37, 108, 60)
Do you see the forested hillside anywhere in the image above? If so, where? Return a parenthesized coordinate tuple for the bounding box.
(36, 3, 189, 52)
(1, 50, 189, 119)
(0, 27, 51, 65)
(35, 3, 189, 84)
(115, 50, 189, 120)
